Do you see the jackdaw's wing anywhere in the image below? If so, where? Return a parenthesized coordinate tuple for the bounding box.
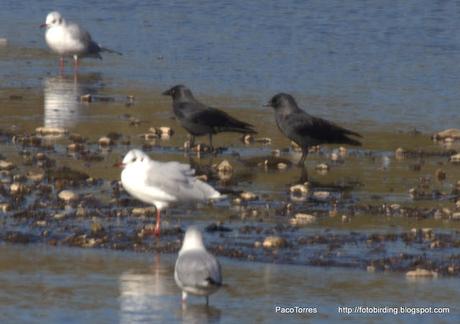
(291, 113, 362, 145)
(190, 107, 256, 133)
(176, 250, 222, 289)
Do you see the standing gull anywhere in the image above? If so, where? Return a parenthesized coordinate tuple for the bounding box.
(175, 226, 222, 305)
(265, 93, 362, 166)
(162, 85, 257, 150)
(40, 11, 121, 72)
(119, 149, 222, 236)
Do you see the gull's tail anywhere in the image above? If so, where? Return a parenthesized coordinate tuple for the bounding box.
(100, 46, 122, 56)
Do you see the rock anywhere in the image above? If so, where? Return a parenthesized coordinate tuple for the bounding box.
(0, 38, 7, 46)
(451, 212, 460, 220)
(289, 183, 309, 201)
(26, 170, 44, 182)
(242, 134, 254, 144)
(98, 136, 113, 146)
(36, 126, 68, 135)
(330, 152, 340, 161)
(36, 220, 47, 227)
(0, 160, 15, 170)
(67, 143, 84, 152)
(76, 206, 87, 217)
(338, 146, 347, 156)
(54, 213, 66, 220)
(58, 190, 79, 202)
(69, 133, 85, 143)
(390, 204, 401, 211)
(272, 149, 281, 157)
(289, 213, 316, 226)
(91, 222, 104, 234)
(10, 183, 25, 194)
(315, 163, 329, 171)
(159, 126, 173, 136)
(0, 203, 11, 212)
(395, 147, 405, 160)
(450, 153, 460, 163)
(433, 128, 460, 140)
(132, 207, 155, 216)
(142, 132, 158, 140)
(262, 236, 286, 249)
(80, 94, 92, 102)
(277, 162, 288, 170)
(456, 200, 460, 209)
(216, 160, 233, 173)
(240, 191, 257, 201)
(233, 198, 242, 205)
(312, 191, 331, 201)
(129, 117, 141, 126)
(406, 268, 438, 278)
(341, 215, 350, 223)
(435, 169, 446, 181)
(367, 265, 376, 272)
(254, 241, 262, 248)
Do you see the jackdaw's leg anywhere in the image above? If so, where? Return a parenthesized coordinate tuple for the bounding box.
(208, 134, 214, 151)
(298, 147, 308, 166)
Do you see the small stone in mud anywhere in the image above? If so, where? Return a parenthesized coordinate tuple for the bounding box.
(315, 163, 329, 172)
(98, 136, 113, 147)
(240, 191, 258, 201)
(406, 268, 438, 278)
(131, 207, 155, 216)
(312, 191, 331, 201)
(216, 160, 233, 173)
(54, 213, 66, 220)
(289, 213, 316, 226)
(80, 94, 92, 102)
(435, 169, 446, 181)
(395, 147, 405, 160)
(36, 126, 68, 135)
(242, 134, 254, 144)
(129, 117, 141, 126)
(205, 222, 232, 232)
(254, 241, 262, 248)
(26, 170, 44, 183)
(0, 160, 15, 170)
(0, 38, 7, 46)
(10, 183, 25, 194)
(67, 143, 85, 152)
(277, 162, 288, 170)
(58, 190, 79, 203)
(69, 133, 86, 143)
(262, 236, 286, 249)
(338, 146, 347, 156)
(159, 126, 174, 137)
(290, 183, 309, 194)
(91, 222, 104, 234)
(0, 203, 11, 213)
(451, 212, 460, 221)
(433, 128, 460, 140)
(367, 265, 376, 272)
(449, 153, 460, 163)
(142, 132, 158, 140)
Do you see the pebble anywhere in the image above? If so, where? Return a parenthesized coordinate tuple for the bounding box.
(54, 213, 66, 220)
(277, 162, 288, 170)
(289, 213, 316, 226)
(80, 94, 92, 102)
(0, 160, 15, 170)
(36, 126, 68, 135)
(255, 137, 272, 144)
(26, 170, 44, 182)
(312, 191, 331, 201)
(338, 146, 347, 156)
(433, 128, 460, 140)
(10, 183, 25, 194)
(456, 200, 460, 209)
(262, 236, 286, 249)
(240, 191, 258, 201)
(405, 268, 438, 278)
(289, 183, 309, 194)
(132, 207, 155, 216)
(36, 220, 47, 227)
(0, 203, 11, 213)
(67, 143, 84, 152)
(58, 190, 79, 203)
(315, 163, 329, 171)
(449, 153, 460, 163)
(367, 265, 376, 272)
(395, 147, 405, 160)
(91, 222, 104, 234)
(451, 212, 460, 220)
(98, 136, 113, 146)
(159, 126, 173, 136)
(0, 38, 7, 46)
(142, 132, 158, 140)
(243, 134, 254, 144)
(216, 160, 233, 173)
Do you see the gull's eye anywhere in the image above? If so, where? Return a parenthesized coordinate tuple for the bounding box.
(140, 157, 144, 162)
(131, 157, 136, 162)
(52, 19, 56, 24)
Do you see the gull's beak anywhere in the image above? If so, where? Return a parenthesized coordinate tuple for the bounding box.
(162, 89, 171, 96)
(40, 23, 48, 28)
(113, 162, 125, 168)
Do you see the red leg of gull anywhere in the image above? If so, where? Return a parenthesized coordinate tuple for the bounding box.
(73, 55, 80, 74)
(154, 208, 161, 237)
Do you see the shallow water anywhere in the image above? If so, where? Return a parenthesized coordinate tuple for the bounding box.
(1, 0, 460, 130)
(0, 244, 458, 323)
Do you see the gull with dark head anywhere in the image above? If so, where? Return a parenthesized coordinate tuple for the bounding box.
(175, 226, 222, 305)
(40, 11, 121, 72)
(119, 149, 222, 236)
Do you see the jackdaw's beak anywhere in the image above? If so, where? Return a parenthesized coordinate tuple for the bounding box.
(263, 102, 272, 108)
(162, 89, 172, 96)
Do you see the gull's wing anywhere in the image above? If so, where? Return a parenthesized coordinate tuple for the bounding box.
(175, 250, 222, 289)
(66, 22, 102, 57)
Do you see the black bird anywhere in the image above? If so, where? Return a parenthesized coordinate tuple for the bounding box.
(265, 93, 362, 166)
(162, 85, 256, 149)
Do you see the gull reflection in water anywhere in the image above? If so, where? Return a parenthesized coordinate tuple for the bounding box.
(118, 255, 221, 323)
(43, 74, 101, 131)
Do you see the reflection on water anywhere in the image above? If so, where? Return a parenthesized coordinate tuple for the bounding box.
(43, 74, 102, 130)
